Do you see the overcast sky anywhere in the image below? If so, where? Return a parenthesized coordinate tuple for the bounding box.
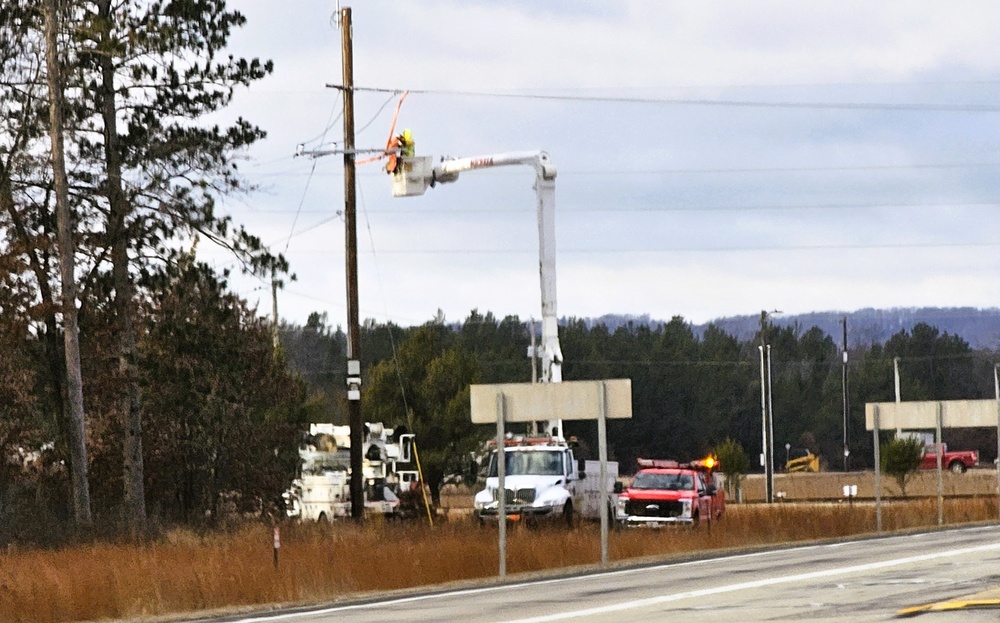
(201, 1, 1000, 329)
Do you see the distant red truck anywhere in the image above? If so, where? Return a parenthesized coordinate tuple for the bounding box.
(614, 457, 725, 527)
(920, 443, 978, 474)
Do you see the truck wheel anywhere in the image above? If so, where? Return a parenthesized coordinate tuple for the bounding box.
(317, 512, 328, 523)
(562, 501, 575, 528)
(949, 461, 967, 474)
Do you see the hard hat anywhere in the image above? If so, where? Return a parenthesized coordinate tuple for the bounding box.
(402, 129, 412, 141)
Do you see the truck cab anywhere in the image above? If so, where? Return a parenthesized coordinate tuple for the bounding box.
(473, 438, 581, 525)
(615, 458, 724, 527)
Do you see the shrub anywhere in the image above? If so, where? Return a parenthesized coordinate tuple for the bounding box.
(880, 436, 923, 496)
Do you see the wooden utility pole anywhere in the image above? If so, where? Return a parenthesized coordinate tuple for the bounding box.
(271, 271, 280, 356)
(44, 0, 92, 525)
(340, 7, 364, 521)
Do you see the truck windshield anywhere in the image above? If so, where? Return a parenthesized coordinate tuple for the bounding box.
(488, 450, 563, 476)
(631, 472, 694, 491)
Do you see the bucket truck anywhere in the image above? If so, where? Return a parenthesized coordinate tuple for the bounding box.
(393, 151, 561, 431)
(392, 151, 620, 525)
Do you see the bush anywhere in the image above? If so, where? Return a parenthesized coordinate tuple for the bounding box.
(713, 438, 749, 500)
(880, 436, 924, 496)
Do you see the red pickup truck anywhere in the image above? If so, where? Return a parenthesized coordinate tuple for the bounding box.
(614, 458, 725, 527)
(920, 443, 978, 474)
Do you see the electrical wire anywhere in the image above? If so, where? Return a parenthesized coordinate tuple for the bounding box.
(284, 101, 344, 254)
(356, 92, 403, 136)
(348, 85, 1000, 113)
(356, 177, 411, 418)
(276, 241, 1000, 254)
(236, 200, 1000, 216)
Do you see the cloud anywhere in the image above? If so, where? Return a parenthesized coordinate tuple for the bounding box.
(211, 1, 1000, 329)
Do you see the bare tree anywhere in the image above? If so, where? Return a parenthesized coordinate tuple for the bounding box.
(44, 0, 92, 526)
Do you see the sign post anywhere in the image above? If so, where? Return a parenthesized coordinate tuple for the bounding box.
(471, 379, 631, 573)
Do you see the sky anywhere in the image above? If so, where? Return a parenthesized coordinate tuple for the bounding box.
(199, 1, 1000, 330)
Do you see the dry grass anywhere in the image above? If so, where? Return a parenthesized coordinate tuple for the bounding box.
(1, 498, 997, 623)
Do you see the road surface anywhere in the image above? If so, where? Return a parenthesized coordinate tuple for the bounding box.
(206, 525, 1000, 623)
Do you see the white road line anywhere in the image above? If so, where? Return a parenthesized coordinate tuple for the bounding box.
(498, 542, 1000, 623)
(220, 527, 998, 623)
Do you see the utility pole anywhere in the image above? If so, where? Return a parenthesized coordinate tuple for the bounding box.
(759, 310, 774, 504)
(339, 7, 364, 521)
(841, 316, 849, 471)
(758, 309, 782, 502)
(271, 271, 280, 356)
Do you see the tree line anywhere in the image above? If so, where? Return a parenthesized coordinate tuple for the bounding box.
(281, 310, 1000, 504)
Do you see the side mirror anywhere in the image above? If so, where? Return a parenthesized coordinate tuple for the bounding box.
(578, 470, 587, 480)
(706, 484, 717, 496)
(613, 481, 624, 494)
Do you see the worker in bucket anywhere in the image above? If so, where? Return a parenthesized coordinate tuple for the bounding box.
(385, 129, 415, 174)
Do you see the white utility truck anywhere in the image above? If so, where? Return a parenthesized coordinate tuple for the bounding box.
(284, 422, 416, 522)
(473, 436, 618, 526)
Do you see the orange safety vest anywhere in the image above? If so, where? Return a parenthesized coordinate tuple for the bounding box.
(385, 136, 401, 174)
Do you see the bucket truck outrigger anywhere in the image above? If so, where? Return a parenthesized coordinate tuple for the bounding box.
(392, 151, 618, 525)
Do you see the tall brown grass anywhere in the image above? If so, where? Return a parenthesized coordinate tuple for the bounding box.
(1, 498, 996, 623)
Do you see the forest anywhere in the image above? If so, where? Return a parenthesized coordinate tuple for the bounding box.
(281, 310, 1000, 501)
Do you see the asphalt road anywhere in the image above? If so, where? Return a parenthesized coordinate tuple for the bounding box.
(210, 525, 1000, 623)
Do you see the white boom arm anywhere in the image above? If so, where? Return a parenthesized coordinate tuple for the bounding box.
(393, 151, 563, 387)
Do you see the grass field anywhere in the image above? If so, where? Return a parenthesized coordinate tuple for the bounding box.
(3, 490, 998, 623)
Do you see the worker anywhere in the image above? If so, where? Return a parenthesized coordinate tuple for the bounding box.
(399, 129, 414, 157)
(384, 129, 415, 175)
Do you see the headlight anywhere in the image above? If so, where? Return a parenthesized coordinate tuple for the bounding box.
(474, 489, 496, 509)
(681, 498, 693, 517)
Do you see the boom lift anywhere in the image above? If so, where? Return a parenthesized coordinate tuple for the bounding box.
(392, 151, 564, 436)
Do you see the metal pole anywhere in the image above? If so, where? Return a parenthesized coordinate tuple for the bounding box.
(893, 357, 902, 436)
(873, 405, 882, 533)
(496, 392, 506, 578)
(598, 381, 609, 566)
(758, 345, 769, 502)
(842, 316, 849, 471)
(893, 357, 901, 403)
(340, 7, 365, 523)
(530, 318, 537, 384)
(994, 363, 1000, 523)
(766, 344, 775, 503)
(935, 402, 943, 526)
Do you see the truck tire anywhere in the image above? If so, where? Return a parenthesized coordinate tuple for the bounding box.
(562, 501, 575, 528)
(949, 460, 967, 474)
(317, 511, 329, 523)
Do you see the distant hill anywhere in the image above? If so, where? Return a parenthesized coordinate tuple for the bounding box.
(576, 307, 1000, 350)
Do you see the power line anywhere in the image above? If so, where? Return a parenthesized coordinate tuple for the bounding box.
(284, 100, 344, 254)
(345, 85, 1000, 113)
(278, 241, 1000, 255)
(231, 200, 1000, 216)
(244, 161, 1000, 180)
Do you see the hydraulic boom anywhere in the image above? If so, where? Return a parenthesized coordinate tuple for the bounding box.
(392, 151, 563, 387)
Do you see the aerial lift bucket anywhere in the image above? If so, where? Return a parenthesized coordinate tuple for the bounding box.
(391, 155, 432, 197)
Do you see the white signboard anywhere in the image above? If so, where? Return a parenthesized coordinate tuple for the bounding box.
(469, 379, 632, 424)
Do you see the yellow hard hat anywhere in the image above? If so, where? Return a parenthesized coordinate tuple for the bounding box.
(402, 129, 412, 141)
